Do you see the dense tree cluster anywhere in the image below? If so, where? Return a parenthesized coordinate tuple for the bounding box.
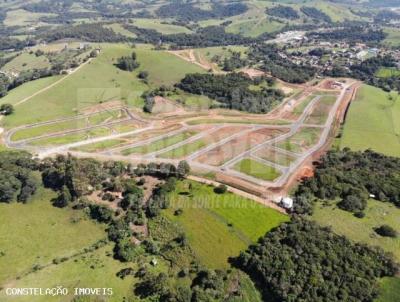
(294, 149, 400, 215)
(221, 51, 248, 72)
(178, 73, 285, 113)
(125, 25, 257, 48)
(266, 6, 299, 20)
(155, 2, 248, 22)
(249, 44, 316, 83)
(300, 7, 332, 23)
(0, 37, 35, 51)
(116, 51, 139, 72)
(235, 219, 398, 302)
(38, 23, 129, 43)
(307, 26, 386, 43)
(0, 151, 38, 203)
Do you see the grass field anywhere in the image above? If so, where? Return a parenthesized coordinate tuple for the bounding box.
(164, 180, 289, 269)
(105, 23, 137, 38)
(376, 277, 400, 302)
(0, 187, 106, 285)
(278, 127, 322, 153)
(187, 118, 289, 126)
(233, 158, 282, 181)
(132, 19, 192, 34)
(312, 199, 400, 261)
(376, 67, 400, 78)
(11, 109, 125, 141)
(383, 27, 400, 47)
(0, 75, 63, 106)
(226, 18, 284, 37)
(135, 47, 204, 86)
(121, 130, 197, 155)
(2, 52, 50, 73)
(159, 139, 206, 159)
(340, 85, 400, 157)
(1, 44, 204, 128)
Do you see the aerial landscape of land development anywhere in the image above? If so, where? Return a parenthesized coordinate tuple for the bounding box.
(1, 0, 400, 301)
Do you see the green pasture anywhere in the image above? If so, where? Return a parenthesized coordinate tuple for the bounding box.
(0, 187, 105, 285)
(340, 85, 400, 157)
(233, 158, 281, 181)
(2, 52, 50, 73)
(376, 68, 400, 78)
(376, 277, 400, 302)
(132, 18, 192, 34)
(311, 199, 400, 261)
(164, 180, 288, 269)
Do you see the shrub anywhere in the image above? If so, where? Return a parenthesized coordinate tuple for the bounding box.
(375, 225, 397, 238)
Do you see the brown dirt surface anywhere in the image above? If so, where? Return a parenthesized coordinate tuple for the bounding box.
(152, 96, 186, 115)
(239, 68, 265, 79)
(80, 100, 123, 115)
(195, 128, 288, 166)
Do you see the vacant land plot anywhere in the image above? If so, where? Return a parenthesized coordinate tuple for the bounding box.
(255, 147, 297, 166)
(105, 23, 137, 38)
(187, 118, 289, 126)
(278, 127, 322, 153)
(304, 95, 336, 125)
(159, 126, 248, 159)
(312, 199, 400, 261)
(196, 128, 286, 166)
(164, 180, 288, 269)
(0, 187, 105, 285)
(30, 127, 112, 146)
(121, 130, 198, 155)
(233, 158, 282, 181)
(340, 85, 400, 157)
(11, 109, 126, 141)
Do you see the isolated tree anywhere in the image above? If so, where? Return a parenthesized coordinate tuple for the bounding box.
(177, 161, 190, 178)
(375, 225, 397, 238)
(53, 185, 72, 208)
(0, 103, 14, 115)
(214, 184, 227, 194)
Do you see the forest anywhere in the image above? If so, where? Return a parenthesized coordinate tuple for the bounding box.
(300, 7, 332, 23)
(177, 73, 285, 113)
(38, 23, 129, 43)
(249, 44, 316, 83)
(294, 149, 400, 215)
(125, 25, 257, 48)
(307, 26, 386, 43)
(235, 219, 398, 302)
(266, 6, 299, 20)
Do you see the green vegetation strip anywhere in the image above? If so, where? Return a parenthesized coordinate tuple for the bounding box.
(121, 131, 197, 155)
(233, 158, 281, 181)
(159, 139, 206, 159)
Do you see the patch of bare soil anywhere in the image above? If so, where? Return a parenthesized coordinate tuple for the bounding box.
(80, 100, 123, 115)
(196, 128, 288, 166)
